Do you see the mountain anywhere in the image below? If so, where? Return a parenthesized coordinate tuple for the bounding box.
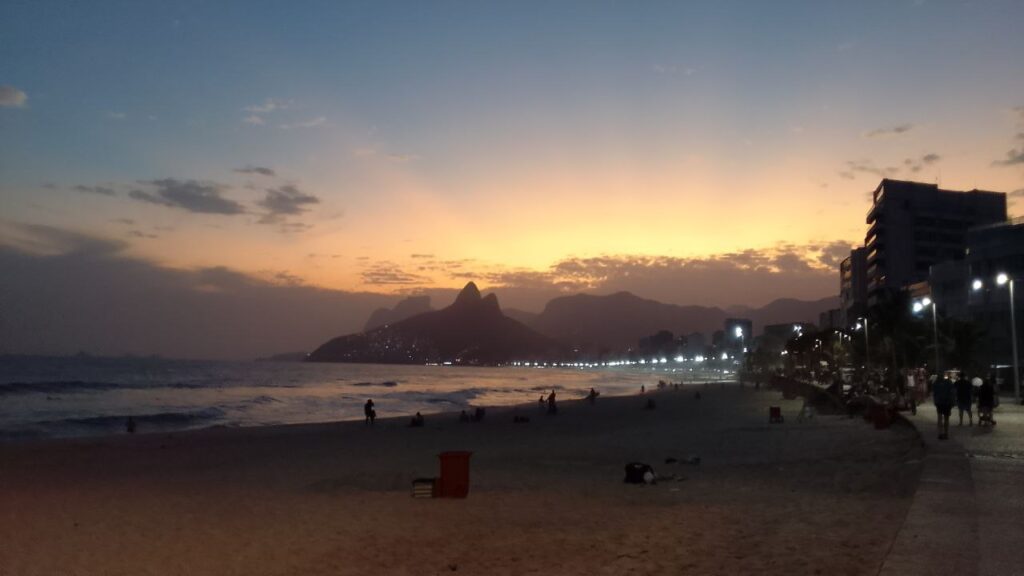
(364, 295, 433, 331)
(503, 307, 540, 326)
(307, 282, 563, 364)
(524, 292, 839, 353)
(529, 292, 727, 352)
(744, 296, 839, 329)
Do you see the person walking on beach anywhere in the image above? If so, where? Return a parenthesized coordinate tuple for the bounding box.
(547, 390, 557, 415)
(364, 399, 376, 426)
(954, 372, 973, 426)
(932, 373, 955, 440)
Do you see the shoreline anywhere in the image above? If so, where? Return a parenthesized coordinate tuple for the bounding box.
(0, 377, 738, 446)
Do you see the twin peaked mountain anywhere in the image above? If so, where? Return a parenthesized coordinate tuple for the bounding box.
(306, 282, 562, 364)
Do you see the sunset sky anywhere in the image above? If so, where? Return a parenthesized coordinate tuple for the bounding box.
(2, 0, 1023, 322)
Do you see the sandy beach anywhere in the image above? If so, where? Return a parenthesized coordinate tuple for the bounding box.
(0, 385, 922, 576)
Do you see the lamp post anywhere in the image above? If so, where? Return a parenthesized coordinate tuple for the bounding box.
(976, 273, 1020, 403)
(913, 297, 940, 376)
(855, 317, 870, 372)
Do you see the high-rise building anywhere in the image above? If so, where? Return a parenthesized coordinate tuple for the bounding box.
(840, 247, 868, 327)
(865, 179, 1006, 304)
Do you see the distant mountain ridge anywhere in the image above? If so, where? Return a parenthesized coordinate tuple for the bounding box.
(307, 282, 563, 364)
(519, 291, 838, 354)
(364, 295, 433, 331)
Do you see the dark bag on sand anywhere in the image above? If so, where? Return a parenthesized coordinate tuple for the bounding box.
(624, 462, 655, 484)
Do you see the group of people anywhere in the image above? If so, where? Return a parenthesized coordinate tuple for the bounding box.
(930, 372, 997, 440)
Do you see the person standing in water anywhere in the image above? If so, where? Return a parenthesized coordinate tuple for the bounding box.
(364, 399, 376, 426)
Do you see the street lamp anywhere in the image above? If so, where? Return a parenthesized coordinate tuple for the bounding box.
(855, 317, 870, 371)
(974, 273, 1020, 404)
(912, 297, 940, 376)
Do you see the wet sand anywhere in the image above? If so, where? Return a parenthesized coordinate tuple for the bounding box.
(0, 385, 922, 575)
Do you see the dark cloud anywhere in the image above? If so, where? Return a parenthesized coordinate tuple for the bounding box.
(0, 85, 27, 107)
(257, 184, 320, 225)
(234, 165, 276, 177)
(863, 124, 914, 139)
(130, 179, 244, 215)
(1009, 188, 1024, 198)
(904, 153, 942, 173)
(841, 160, 899, 179)
(432, 244, 844, 310)
(0, 227, 396, 359)
(361, 263, 429, 285)
(73, 184, 117, 196)
(992, 148, 1024, 166)
(127, 230, 158, 239)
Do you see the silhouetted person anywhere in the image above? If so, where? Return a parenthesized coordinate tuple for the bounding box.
(473, 407, 486, 422)
(547, 390, 557, 415)
(364, 399, 376, 426)
(641, 384, 645, 394)
(409, 412, 424, 427)
(587, 388, 599, 404)
(932, 374, 954, 440)
(126, 416, 136, 434)
(459, 410, 471, 423)
(977, 376, 996, 426)
(955, 373, 973, 426)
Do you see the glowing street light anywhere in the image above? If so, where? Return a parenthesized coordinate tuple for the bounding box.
(972, 278, 984, 291)
(973, 273, 1019, 403)
(854, 317, 870, 371)
(912, 297, 940, 374)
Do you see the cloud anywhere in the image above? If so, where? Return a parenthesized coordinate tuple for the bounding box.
(0, 85, 27, 107)
(106, 111, 126, 120)
(0, 226, 397, 359)
(1009, 188, 1024, 198)
(841, 159, 899, 179)
(992, 149, 1024, 166)
(234, 165, 276, 177)
(127, 230, 158, 239)
(430, 242, 847, 310)
(903, 153, 942, 173)
(73, 184, 117, 196)
(863, 124, 914, 139)
(243, 115, 265, 125)
(129, 178, 245, 215)
(353, 147, 417, 163)
(410, 253, 435, 259)
(243, 99, 288, 114)
(0, 222, 126, 258)
(361, 262, 429, 285)
(280, 116, 326, 129)
(257, 184, 319, 224)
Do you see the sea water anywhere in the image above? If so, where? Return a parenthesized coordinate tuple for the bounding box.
(0, 356, 732, 440)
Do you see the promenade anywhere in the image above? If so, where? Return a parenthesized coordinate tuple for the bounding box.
(880, 398, 1024, 576)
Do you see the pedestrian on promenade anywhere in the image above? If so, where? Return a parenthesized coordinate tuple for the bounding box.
(932, 373, 955, 440)
(954, 372, 973, 426)
(976, 376, 996, 426)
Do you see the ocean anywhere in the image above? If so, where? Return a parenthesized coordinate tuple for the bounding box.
(0, 356, 732, 441)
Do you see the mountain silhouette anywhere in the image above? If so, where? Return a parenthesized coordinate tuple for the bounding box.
(307, 282, 563, 364)
(523, 291, 838, 353)
(364, 295, 434, 331)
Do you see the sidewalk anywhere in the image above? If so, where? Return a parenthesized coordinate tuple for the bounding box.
(880, 398, 1024, 576)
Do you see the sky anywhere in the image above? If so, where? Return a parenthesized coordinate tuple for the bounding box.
(2, 1, 1024, 357)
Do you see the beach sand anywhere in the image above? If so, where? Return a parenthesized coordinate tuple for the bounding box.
(0, 385, 922, 575)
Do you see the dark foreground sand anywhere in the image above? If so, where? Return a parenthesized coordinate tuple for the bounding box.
(0, 385, 922, 576)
